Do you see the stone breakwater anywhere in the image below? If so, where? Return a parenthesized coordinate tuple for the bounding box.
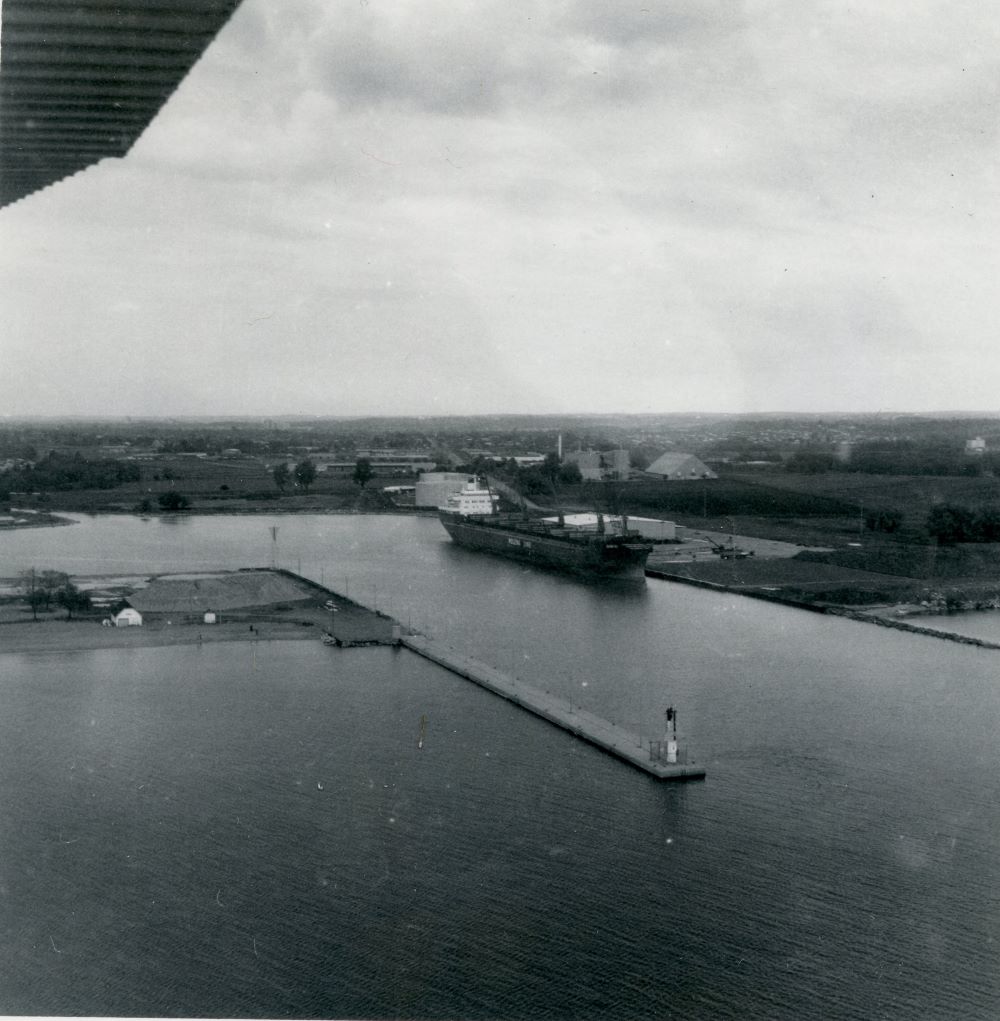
(645, 568, 1000, 649)
(828, 609, 1000, 649)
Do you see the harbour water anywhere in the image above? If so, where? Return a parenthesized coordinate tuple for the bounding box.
(1, 514, 999, 1018)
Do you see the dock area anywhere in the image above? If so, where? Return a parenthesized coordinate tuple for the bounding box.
(400, 634, 706, 781)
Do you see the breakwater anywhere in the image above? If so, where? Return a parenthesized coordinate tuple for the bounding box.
(829, 608, 1000, 649)
(293, 568, 705, 778)
(400, 633, 705, 781)
(645, 567, 1000, 649)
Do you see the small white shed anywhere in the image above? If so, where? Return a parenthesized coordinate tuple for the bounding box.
(203, 611, 217, 624)
(114, 608, 143, 627)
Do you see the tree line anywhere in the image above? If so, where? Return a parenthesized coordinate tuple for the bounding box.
(785, 441, 999, 477)
(271, 458, 376, 492)
(926, 505, 1000, 545)
(16, 569, 91, 619)
(458, 453, 582, 496)
(0, 451, 140, 495)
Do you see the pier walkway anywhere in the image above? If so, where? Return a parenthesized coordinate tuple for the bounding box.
(400, 634, 706, 781)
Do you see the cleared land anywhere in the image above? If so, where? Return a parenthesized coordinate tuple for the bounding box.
(127, 570, 318, 613)
(647, 557, 929, 606)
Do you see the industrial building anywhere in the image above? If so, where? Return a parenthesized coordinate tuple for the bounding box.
(563, 448, 631, 480)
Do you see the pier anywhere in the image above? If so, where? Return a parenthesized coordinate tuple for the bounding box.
(289, 568, 707, 781)
(400, 634, 706, 781)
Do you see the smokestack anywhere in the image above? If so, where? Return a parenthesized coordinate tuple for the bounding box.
(557, 433, 563, 459)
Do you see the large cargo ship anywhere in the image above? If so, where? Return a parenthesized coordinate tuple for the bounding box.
(438, 481, 652, 579)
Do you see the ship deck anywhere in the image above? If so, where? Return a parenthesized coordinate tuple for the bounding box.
(440, 510, 649, 546)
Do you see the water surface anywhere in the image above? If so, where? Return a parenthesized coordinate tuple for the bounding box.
(1, 515, 998, 1018)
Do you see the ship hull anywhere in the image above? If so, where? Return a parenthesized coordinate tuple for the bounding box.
(439, 512, 651, 579)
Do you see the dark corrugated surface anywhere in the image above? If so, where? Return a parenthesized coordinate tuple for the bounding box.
(0, 0, 243, 208)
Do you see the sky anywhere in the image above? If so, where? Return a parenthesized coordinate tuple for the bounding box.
(2, 0, 998, 418)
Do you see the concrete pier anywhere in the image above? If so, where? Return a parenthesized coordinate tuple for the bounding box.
(401, 634, 706, 781)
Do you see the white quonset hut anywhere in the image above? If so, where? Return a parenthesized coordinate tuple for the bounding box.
(415, 472, 476, 508)
(645, 453, 717, 480)
(114, 608, 143, 627)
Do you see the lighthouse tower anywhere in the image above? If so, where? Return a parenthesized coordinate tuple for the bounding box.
(664, 707, 678, 763)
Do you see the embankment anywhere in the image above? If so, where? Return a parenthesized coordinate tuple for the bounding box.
(645, 565, 1000, 650)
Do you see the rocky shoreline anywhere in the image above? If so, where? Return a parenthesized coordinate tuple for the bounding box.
(827, 608, 1000, 649)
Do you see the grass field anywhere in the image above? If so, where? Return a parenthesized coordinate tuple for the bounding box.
(725, 471, 1000, 520)
(650, 551, 1000, 609)
(11, 456, 411, 514)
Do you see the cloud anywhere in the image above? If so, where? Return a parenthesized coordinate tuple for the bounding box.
(2, 0, 999, 416)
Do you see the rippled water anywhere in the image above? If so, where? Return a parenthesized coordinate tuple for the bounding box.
(1, 515, 999, 1018)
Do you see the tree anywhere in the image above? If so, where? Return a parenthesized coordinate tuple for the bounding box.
(273, 462, 291, 492)
(785, 451, 837, 474)
(926, 505, 975, 544)
(38, 570, 70, 610)
(55, 582, 91, 620)
(558, 462, 583, 485)
(352, 458, 373, 489)
(295, 459, 317, 492)
(542, 452, 561, 481)
(865, 508, 904, 534)
(16, 568, 44, 620)
(16, 568, 69, 618)
(974, 506, 1000, 542)
(158, 490, 190, 512)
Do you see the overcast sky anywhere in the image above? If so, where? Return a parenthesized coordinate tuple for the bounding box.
(2, 0, 998, 418)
